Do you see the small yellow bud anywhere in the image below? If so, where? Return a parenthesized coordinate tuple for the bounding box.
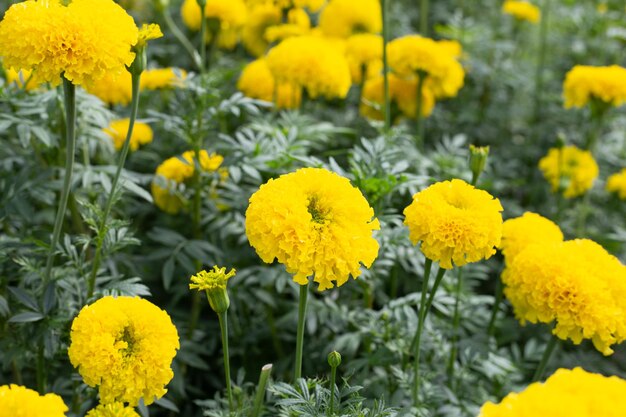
(189, 266, 236, 314)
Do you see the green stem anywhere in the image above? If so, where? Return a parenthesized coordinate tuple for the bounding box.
(294, 283, 309, 380)
(411, 258, 432, 404)
(36, 341, 46, 394)
(43, 78, 76, 286)
(415, 74, 426, 149)
(199, 3, 207, 72)
(218, 311, 234, 412)
(446, 268, 463, 382)
(328, 365, 337, 416)
(533, 0, 551, 122)
(161, 8, 202, 71)
(419, 0, 430, 36)
(487, 278, 504, 337)
(585, 110, 605, 153)
(423, 267, 447, 319)
(252, 364, 273, 417)
(532, 336, 559, 381)
(87, 72, 141, 299)
(381, 0, 391, 131)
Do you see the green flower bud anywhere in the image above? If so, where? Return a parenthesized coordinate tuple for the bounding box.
(189, 266, 236, 314)
(327, 351, 342, 369)
(469, 145, 490, 185)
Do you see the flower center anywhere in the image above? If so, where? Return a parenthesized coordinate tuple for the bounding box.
(307, 195, 329, 224)
(116, 326, 136, 358)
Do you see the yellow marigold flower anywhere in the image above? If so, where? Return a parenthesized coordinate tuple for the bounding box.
(319, 0, 382, 38)
(266, 36, 351, 100)
(0, 0, 138, 86)
(238, 58, 301, 109)
(140, 68, 187, 90)
(189, 266, 236, 313)
(245, 167, 380, 291)
(502, 239, 626, 355)
(135, 23, 163, 48)
(563, 65, 626, 108)
(607, 168, 626, 199)
(538, 145, 598, 199)
(345, 33, 383, 84)
(242, 5, 310, 56)
(274, 0, 325, 12)
(360, 73, 435, 122)
(85, 70, 133, 106)
(103, 119, 154, 151)
(68, 296, 180, 405)
(0, 385, 67, 417)
(479, 368, 626, 417)
(180, 0, 248, 32)
(502, 0, 541, 23)
(86, 402, 140, 417)
(499, 212, 563, 264)
(388, 35, 465, 99)
(403, 179, 503, 269)
(152, 151, 224, 214)
(3, 66, 41, 91)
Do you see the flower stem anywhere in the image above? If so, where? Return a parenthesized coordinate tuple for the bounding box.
(424, 266, 447, 318)
(87, 72, 141, 299)
(328, 363, 337, 416)
(294, 282, 309, 380)
(161, 8, 202, 71)
(532, 336, 559, 382)
(411, 258, 432, 404)
(381, 0, 391, 131)
(446, 268, 463, 382)
(218, 311, 234, 412)
(199, 3, 207, 72)
(419, 0, 430, 36)
(533, 0, 552, 122)
(252, 364, 273, 417)
(43, 78, 76, 286)
(415, 74, 426, 149)
(487, 278, 504, 337)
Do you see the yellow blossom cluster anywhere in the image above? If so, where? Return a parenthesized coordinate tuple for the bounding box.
(479, 368, 626, 417)
(499, 212, 563, 263)
(189, 266, 236, 292)
(68, 296, 180, 405)
(0, 0, 138, 86)
(361, 73, 435, 121)
(242, 4, 310, 57)
(266, 36, 351, 100)
(0, 384, 67, 417)
(538, 145, 598, 198)
(237, 58, 301, 109)
(103, 119, 154, 151)
(2, 65, 40, 91)
(140, 68, 187, 90)
(502, 239, 626, 355)
(152, 150, 225, 214)
(345, 34, 383, 84)
(403, 179, 503, 269)
(563, 65, 626, 108)
(181, 0, 248, 50)
(502, 0, 541, 24)
(318, 0, 382, 38)
(607, 168, 626, 199)
(245, 167, 380, 291)
(86, 403, 140, 417)
(387, 35, 465, 99)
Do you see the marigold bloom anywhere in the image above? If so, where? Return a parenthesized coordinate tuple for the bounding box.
(403, 179, 503, 269)
(245, 167, 380, 291)
(181, 0, 247, 49)
(103, 119, 153, 151)
(499, 212, 563, 264)
(563, 65, 626, 108)
(502, 239, 626, 355)
(86, 402, 140, 417)
(140, 68, 187, 90)
(502, 0, 541, 23)
(345, 33, 383, 84)
(85, 71, 133, 106)
(238, 58, 301, 109)
(319, 0, 382, 38)
(68, 296, 180, 405)
(274, 0, 325, 11)
(190, 266, 236, 313)
(0, 0, 138, 86)
(3, 65, 42, 91)
(242, 5, 310, 57)
(361, 73, 435, 121)
(538, 145, 598, 198)
(264, 9, 311, 43)
(152, 151, 224, 214)
(387, 35, 465, 99)
(266, 36, 351, 100)
(0, 385, 67, 417)
(479, 368, 626, 417)
(607, 168, 626, 199)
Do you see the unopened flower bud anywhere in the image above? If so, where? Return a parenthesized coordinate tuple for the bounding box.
(469, 145, 490, 186)
(327, 351, 342, 369)
(189, 266, 236, 314)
